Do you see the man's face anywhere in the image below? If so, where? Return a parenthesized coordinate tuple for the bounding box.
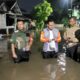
(69, 18, 76, 26)
(17, 21, 24, 30)
(47, 21, 55, 30)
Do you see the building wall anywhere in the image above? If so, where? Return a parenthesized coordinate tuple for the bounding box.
(0, 14, 6, 29)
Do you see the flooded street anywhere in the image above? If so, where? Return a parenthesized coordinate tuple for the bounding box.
(0, 40, 80, 80)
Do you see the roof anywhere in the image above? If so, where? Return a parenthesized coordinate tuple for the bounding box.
(0, 0, 22, 15)
(5, 0, 16, 11)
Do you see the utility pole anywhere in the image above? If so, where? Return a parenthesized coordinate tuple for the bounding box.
(71, 0, 73, 17)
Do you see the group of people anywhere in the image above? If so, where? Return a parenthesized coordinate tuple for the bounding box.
(10, 17, 80, 63)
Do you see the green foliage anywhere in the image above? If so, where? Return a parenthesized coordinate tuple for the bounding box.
(34, 0, 53, 31)
(61, 17, 69, 27)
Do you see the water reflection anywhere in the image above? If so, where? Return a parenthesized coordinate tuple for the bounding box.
(45, 53, 66, 80)
(0, 51, 80, 80)
(57, 53, 66, 73)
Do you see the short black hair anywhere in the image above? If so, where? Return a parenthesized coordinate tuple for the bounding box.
(17, 19, 25, 23)
(69, 16, 77, 21)
(46, 19, 55, 24)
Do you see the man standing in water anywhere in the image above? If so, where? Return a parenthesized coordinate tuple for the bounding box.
(64, 17, 80, 61)
(40, 20, 61, 58)
(11, 20, 33, 63)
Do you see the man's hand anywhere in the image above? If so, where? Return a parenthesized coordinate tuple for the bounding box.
(66, 37, 73, 43)
(13, 53, 17, 58)
(49, 39, 55, 42)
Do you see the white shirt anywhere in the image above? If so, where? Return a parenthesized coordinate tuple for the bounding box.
(47, 30, 56, 51)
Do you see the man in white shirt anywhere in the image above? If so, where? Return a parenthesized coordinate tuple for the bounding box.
(40, 20, 61, 58)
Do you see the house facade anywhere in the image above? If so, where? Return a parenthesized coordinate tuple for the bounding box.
(0, 0, 22, 35)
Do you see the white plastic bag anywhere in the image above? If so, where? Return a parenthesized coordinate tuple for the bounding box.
(49, 41, 56, 50)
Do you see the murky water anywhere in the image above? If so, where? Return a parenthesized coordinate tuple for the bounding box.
(0, 40, 80, 80)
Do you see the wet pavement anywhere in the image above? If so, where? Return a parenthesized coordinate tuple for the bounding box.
(0, 40, 80, 80)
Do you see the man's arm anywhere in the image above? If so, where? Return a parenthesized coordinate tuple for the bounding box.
(55, 32, 61, 43)
(40, 31, 49, 42)
(25, 36, 33, 50)
(29, 37, 33, 49)
(11, 44, 17, 58)
(64, 30, 73, 43)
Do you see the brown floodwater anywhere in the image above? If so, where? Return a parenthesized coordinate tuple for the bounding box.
(0, 40, 80, 80)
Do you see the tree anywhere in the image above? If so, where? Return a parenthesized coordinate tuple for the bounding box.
(61, 17, 69, 27)
(34, 0, 53, 31)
